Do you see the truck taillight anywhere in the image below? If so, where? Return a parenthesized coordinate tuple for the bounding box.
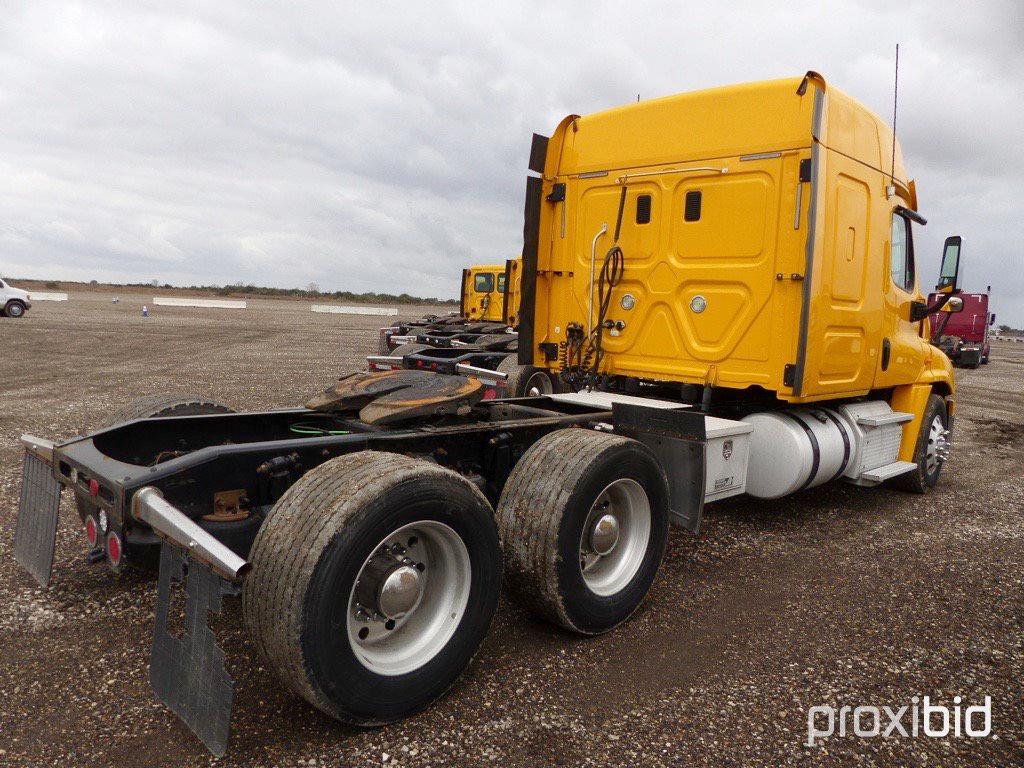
(88, 479, 100, 498)
(105, 531, 123, 568)
(84, 516, 99, 548)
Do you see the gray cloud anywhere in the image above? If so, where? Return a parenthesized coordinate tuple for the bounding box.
(1, 0, 1021, 322)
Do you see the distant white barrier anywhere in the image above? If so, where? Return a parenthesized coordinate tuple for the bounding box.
(993, 336, 1023, 343)
(30, 291, 69, 302)
(153, 296, 247, 309)
(311, 304, 399, 316)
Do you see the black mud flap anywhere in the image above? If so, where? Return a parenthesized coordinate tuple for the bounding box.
(13, 451, 62, 586)
(151, 545, 236, 756)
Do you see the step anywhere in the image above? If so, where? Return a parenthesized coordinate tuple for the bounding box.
(859, 460, 918, 483)
(856, 411, 914, 427)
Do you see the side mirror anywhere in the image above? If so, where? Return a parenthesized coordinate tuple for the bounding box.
(911, 293, 964, 322)
(935, 235, 961, 293)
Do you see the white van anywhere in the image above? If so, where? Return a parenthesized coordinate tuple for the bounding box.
(0, 278, 32, 318)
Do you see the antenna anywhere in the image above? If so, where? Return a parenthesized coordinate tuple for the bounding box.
(890, 43, 899, 185)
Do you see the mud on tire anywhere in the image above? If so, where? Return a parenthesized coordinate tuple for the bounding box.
(242, 451, 502, 725)
(496, 428, 669, 635)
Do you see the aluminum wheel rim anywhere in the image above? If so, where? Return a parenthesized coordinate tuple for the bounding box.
(524, 371, 553, 397)
(8, 304, 23, 317)
(925, 414, 947, 474)
(578, 478, 651, 596)
(346, 520, 471, 676)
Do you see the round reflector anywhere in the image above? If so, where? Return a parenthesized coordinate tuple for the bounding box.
(85, 516, 99, 547)
(105, 531, 123, 568)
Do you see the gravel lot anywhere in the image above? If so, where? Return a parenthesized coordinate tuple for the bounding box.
(1, 292, 1021, 767)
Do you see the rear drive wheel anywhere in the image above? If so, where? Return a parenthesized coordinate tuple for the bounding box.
(496, 428, 669, 634)
(76, 395, 236, 569)
(890, 393, 949, 494)
(497, 355, 559, 398)
(243, 451, 501, 725)
(5, 301, 26, 318)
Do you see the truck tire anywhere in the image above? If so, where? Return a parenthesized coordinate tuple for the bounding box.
(890, 393, 949, 494)
(76, 395, 236, 567)
(103, 394, 235, 426)
(496, 428, 670, 635)
(5, 300, 26, 318)
(243, 451, 502, 725)
(391, 342, 431, 357)
(497, 355, 559, 397)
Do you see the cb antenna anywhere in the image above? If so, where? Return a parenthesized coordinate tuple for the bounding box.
(890, 43, 899, 186)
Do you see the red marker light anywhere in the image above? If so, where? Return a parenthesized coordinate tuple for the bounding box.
(84, 516, 99, 547)
(105, 531, 122, 568)
(88, 479, 100, 498)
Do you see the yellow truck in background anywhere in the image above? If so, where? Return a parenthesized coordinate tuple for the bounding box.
(502, 257, 523, 327)
(459, 261, 521, 323)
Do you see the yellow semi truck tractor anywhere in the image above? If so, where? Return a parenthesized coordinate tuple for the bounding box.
(460, 263, 507, 321)
(378, 259, 521, 353)
(13, 73, 966, 755)
(502, 256, 523, 327)
(518, 71, 962, 497)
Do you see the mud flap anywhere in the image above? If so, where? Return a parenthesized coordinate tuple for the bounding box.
(13, 451, 62, 587)
(151, 545, 236, 756)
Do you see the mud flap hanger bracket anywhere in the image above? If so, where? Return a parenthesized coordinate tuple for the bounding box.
(131, 487, 251, 756)
(612, 403, 708, 534)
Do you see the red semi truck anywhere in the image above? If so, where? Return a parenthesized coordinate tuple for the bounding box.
(929, 289, 995, 368)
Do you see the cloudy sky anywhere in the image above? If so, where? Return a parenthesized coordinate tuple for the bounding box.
(1, 0, 1021, 321)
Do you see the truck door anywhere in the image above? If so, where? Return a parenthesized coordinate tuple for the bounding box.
(874, 211, 926, 388)
(466, 271, 495, 320)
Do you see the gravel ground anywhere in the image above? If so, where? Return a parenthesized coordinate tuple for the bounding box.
(1, 293, 1021, 768)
